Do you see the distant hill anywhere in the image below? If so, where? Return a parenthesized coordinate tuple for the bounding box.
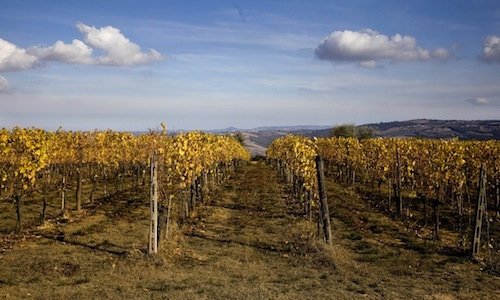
(209, 126, 241, 133)
(250, 125, 331, 132)
(240, 119, 500, 156)
(296, 119, 500, 140)
(363, 119, 500, 140)
(136, 120, 500, 156)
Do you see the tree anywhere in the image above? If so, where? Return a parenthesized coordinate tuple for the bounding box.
(330, 124, 374, 140)
(233, 132, 245, 146)
(356, 126, 374, 140)
(331, 124, 356, 138)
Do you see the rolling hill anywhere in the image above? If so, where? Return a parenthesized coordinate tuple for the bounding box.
(235, 119, 500, 156)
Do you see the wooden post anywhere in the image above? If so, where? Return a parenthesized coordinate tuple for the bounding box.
(89, 174, 97, 203)
(40, 170, 49, 225)
(190, 181, 196, 211)
(14, 194, 22, 233)
(41, 186, 47, 225)
(103, 173, 108, 197)
(396, 148, 403, 216)
(199, 176, 203, 203)
(61, 175, 66, 213)
(496, 177, 499, 219)
(135, 165, 141, 188)
(215, 166, 220, 184)
(195, 177, 202, 203)
(211, 168, 217, 189)
(183, 196, 189, 220)
(76, 167, 82, 212)
(316, 156, 332, 244)
(433, 197, 440, 240)
(307, 190, 312, 221)
(388, 178, 392, 211)
(165, 194, 172, 240)
(203, 170, 208, 190)
(149, 153, 158, 255)
(471, 165, 487, 259)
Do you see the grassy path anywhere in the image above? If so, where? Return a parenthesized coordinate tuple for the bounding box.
(0, 161, 499, 299)
(171, 161, 342, 299)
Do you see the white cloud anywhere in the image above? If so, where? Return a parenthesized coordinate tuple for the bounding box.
(466, 97, 491, 105)
(0, 38, 39, 72)
(480, 35, 500, 63)
(28, 39, 94, 64)
(0, 75, 8, 92)
(1, 23, 163, 93)
(315, 29, 449, 65)
(76, 23, 163, 66)
(2, 23, 163, 70)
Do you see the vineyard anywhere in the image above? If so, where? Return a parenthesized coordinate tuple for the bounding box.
(267, 135, 500, 260)
(0, 127, 249, 246)
(1, 128, 499, 299)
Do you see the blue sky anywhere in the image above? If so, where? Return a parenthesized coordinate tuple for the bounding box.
(0, 0, 499, 130)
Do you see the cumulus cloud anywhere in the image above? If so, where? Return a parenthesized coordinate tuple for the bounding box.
(480, 35, 500, 63)
(0, 38, 39, 72)
(315, 29, 449, 66)
(0, 75, 8, 92)
(466, 97, 491, 105)
(76, 23, 163, 66)
(1, 23, 163, 70)
(28, 39, 94, 64)
(0, 23, 163, 92)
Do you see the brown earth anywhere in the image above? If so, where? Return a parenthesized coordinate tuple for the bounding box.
(0, 161, 499, 299)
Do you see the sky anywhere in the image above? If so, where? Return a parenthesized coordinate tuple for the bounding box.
(0, 0, 499, 131)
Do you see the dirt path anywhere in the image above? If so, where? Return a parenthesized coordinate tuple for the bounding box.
(170, 161, 344, 299)
(0, 161, 499, 299)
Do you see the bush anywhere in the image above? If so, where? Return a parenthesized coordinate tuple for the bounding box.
(330, 124, 374, 140)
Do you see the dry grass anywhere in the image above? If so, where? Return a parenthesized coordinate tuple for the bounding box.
(0, 162, 499, 299)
